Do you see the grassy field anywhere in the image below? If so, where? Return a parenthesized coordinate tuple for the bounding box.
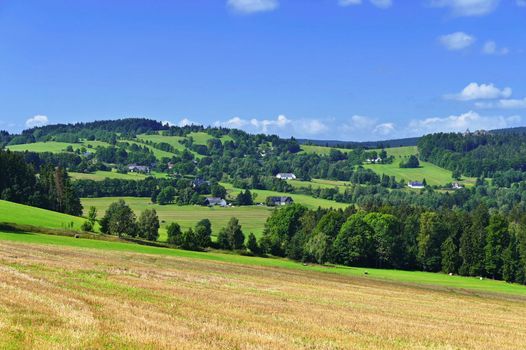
(6, 140, 110, 154)
(222, 183, 350, 209)
(69, 170, 167, 181)
(188, 131, 233, 145)
(300, 144, 351, 155)
(288, 178, 352, 193)
(365, 146, 477, 187)
(82, 197, 273, 240)
(137, 133, 188, 152)
(1, 233, 526, 349)
(0, 200, 89, 231)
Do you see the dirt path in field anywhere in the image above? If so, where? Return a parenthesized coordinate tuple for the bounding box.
(0, 241, 525, 349)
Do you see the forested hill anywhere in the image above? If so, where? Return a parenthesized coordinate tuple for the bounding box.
(297, 136, 421, 149)
(418, 131, 526, 178)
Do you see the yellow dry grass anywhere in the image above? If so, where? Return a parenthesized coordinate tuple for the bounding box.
(1, 241, 525, 350)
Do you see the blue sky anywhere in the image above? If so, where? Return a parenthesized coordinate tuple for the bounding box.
(0, 0, 525, 141)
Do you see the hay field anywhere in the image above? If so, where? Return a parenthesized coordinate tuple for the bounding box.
(1, 240, 525, 349)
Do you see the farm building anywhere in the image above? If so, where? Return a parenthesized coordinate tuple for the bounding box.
(276, 173, 296, 180)
(204, 197, 227, 207)
(408, 181, 425, 189)
(266, 196, 294, 206)
(128, 165, 150, 173)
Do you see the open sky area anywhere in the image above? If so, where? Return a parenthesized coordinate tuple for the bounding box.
(0, 0, 525, 141)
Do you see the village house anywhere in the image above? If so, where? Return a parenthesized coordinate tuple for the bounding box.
(452, 182, 464, 190)
(266, 196, 294, 206)
(408, 181, 425, 189)
(128, 164, 150, 173)
(204, 197, 227, 207)
(276, 173, 296, 180)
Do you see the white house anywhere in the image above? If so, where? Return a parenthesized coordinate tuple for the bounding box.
(276, 173, 296, 180)
(365, 157, 382, 164)
(408, 181, 425, 189)
(452, 182, 464, 190)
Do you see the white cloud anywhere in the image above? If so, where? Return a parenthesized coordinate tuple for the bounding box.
(339, 0, 362, 6)
(227, 0, 278, 14)
(25, 115, 49, 128)
(343, 115, 376, 131)
(517, 0, 526, 7)
(373, 123, 396, 135)
(482, 41, 509, 55)
(439, 32, 475, 50)
(409, 111, 521, 134)
(430, 0, 500, 17)
(475, 97, 526, 109)
(369, 0, 393, 8)
(446, 82, 512, 101)
(294, 119, 329, 135)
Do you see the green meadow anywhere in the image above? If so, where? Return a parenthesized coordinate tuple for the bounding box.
(6, 140, 111, 154)
(221, 182, 350, 209)
(0, 199, 89, 231)
(365, 146, 477, 186)
(81, 197, 273, 240)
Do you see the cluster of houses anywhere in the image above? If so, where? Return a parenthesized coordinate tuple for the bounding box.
(128, 164, 151, 173)
(407, 181, 464, 190)
(365, 157, 383, 164)
(276, 173, 296, 180)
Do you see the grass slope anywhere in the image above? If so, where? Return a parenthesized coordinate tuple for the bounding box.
(3, 237, 526, 349)
(365, 146, 477, 187)
(1, 230, 525, 297)
(222, 183, 350, 209)
(81, 197, 273, 240)
(0, 200, 89, 231)
(6, 140, 110, 154)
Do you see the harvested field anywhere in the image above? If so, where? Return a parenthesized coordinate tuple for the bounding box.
(1, 240, 525, 349)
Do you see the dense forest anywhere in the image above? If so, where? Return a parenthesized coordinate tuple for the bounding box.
(418, 131, 526, 177)
(0, 150, 82, 215)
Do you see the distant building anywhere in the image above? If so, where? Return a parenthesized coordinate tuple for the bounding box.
(408, 181, 425, 189)
(276, 173, 296, 180)
(365, 157, 382, 164)
(167, 162, 175, 170)
(192, 178, 210, 188)
(128, 165, 150, 173)
(204, 197, 227, 207)
(266, 196, 294, 206)
(452, 182, 464, 190)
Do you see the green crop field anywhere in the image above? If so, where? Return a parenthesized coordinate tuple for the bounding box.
(221, 182, 350, 209)
(81, 197, 273, 240)
(0, 200, 90, 231)
(69, 170, 167, 181)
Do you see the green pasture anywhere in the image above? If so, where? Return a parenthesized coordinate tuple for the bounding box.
(81, 197, 273, 241)
(0, 200, 90, 231)
(221, 183, 350, 209)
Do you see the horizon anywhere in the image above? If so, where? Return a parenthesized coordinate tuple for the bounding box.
(0, 0, 525, 140)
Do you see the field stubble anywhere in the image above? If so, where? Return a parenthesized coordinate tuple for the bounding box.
(1, 241, 525, 349)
